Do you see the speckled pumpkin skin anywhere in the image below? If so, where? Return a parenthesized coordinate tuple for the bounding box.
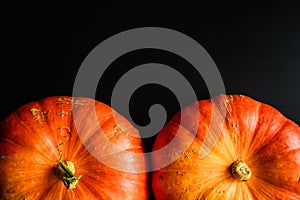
(0, 96, 148, 200)
(152, 94, 300, 200)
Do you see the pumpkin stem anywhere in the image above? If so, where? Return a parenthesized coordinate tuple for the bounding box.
(54, 127, 81, 189)
(230, 160, 251, 181)
(55, 160, 82, 189)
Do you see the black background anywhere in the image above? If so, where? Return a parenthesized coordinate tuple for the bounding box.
(5, 3, 300, 199)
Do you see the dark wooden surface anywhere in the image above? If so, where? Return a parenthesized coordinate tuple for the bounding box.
(4, 3, 300, 199)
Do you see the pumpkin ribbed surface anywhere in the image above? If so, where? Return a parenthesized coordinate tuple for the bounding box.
(152, 94, 300, 199)
(0, 96, 148, 200)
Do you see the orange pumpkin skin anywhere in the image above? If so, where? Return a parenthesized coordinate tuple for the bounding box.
(0, 96, 148, 200)
(152, 94, 300, 199)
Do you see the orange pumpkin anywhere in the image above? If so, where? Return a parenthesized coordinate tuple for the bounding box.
(0, 96, 148, 200)
(152, 94, 300, 199)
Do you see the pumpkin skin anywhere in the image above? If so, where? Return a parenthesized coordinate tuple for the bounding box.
(0, 96, 148, 200)
(152, 94, 300, 199)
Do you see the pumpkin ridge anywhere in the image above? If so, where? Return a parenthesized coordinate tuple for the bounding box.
(247, 176, 300, 199)
(241, 100, 292, 161)
(76, 178, 103, 199)
(73, 105, 112, 146)
(169, 120, 199, 141)
(66, 123, 85, 161)
(195, 178, 237, 199)
(1, 132, 55, 163)
(242, 100, 262, 160)
(224, 95, 259, 159)
(39, 98, 74, 151)
(248, 117, 290, 160)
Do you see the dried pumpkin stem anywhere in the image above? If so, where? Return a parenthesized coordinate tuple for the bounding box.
(55, 127, 81, 189)
(55, 160, 82, 189)
(230, 160, 252, 181)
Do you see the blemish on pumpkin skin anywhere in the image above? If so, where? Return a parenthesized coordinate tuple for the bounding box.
(233, 136, 237, 145)
(223, 101, 232, 114)
(30, 108, 39, 115)
(296, 175, 300, 183)
(113, 125, 127, 135)
(178, 150, 196, 159)
(56, 98, 86, 106)
(30, 108, 49, 127)
(30, 108, 44, 121)
(199, 188, 225, 199)
(56, 126, 71, 161)
(57, 110, 69, 118)
(6, 189, 14, 194)
(59, 126, 71, 137)
(231, 123, 239, 132)
(73, 99, 86, 105)
(228, 95, 234, 102)
(217, 98, 232, 118)
(0, 155, 5, 159)
(212, 187, 225, 194)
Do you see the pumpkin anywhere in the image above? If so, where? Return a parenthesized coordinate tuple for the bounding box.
(0, 96, 148, 200)
(152, 94, 300, 199)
